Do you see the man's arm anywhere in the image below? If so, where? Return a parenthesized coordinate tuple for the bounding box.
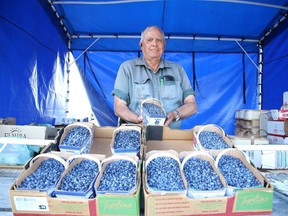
(114, 96, 143, 124)
(165, 95, 197, 126)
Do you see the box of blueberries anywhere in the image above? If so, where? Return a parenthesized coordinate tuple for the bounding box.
(141, 98, 166, 126)
(14, 153, 67, 196)
(95, 155, 141, 216)
(111, 125, 141, 156)
(194, 124, 234, 152)
(58, 122, 94, 154)
(10, 153, 98, 216)
(142, 125, 273, 216)
(10, 125, 144, 216)
(54, 154, 102, 199)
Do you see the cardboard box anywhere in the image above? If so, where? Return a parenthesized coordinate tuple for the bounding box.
(9, 153, 96, 216)
(10, 125, 143, 216)
(143, 126, 273, 216)
(144, 125, 196, 152)
(95, 155, 141, 216)
(267, 120, 287, 136)
(91, 126, 142, 215)
(96, 184, 141, 216)
(10, 188, 96, 215)
(0, 124, 57, 139)
(143, 188, 273, 216)
(267, 134, 288, 144)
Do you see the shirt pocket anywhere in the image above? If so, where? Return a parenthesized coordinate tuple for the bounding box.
(133, 78, 152, 100)
(161, 80, 180, 99)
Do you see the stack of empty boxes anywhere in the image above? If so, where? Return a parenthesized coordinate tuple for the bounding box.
(234, 109, 269, 138)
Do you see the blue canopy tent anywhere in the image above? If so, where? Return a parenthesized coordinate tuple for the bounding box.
(1, 0, 288, 135)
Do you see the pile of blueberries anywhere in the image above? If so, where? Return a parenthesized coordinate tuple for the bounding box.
(146, 156, 185, 192)
(61, 126, 91, 153)
(199, 131, 230, 150)
(142, 103, 165, 116)
(183, 157, 223, 191)
(217, 155, 261, 188)
(59, 159, 99, 193)
(18, 158, 65, 190)
(97, 159, 137, 193)
(114, 130, 140, 150)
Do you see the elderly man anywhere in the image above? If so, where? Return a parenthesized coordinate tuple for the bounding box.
(112, 26, 197, 129)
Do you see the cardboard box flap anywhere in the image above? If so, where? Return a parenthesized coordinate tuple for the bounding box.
(145, 126, 194, 141)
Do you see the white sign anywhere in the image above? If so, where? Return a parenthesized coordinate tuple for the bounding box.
(14, 196, 49, 211)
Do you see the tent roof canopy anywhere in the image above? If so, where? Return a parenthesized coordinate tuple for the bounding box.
(49, 0, 288, 52)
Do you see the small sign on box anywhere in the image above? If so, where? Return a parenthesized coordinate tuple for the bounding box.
(267, 120, 286, 136)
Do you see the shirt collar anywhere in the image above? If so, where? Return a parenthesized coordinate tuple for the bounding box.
(136, 57, 169, 69)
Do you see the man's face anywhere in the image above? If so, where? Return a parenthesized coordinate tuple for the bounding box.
(141, 28, 165, 61)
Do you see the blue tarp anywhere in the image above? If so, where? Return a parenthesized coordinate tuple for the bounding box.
(0, 0, 68, 125)
(76, 51, 258, 134)
(1, 0, 288, 135)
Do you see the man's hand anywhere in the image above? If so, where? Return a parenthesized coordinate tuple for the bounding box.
(164, 111, 175, 126)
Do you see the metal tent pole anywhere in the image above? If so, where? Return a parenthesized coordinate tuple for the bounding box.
(65, 39, 72, 118)
(258, 43, 263, 110)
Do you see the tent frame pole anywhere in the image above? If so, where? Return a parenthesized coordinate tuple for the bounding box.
(65, 39, 72, 118)
(258, 43, 263, 110)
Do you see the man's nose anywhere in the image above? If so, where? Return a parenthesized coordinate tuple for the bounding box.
(151, 39, 157, 46)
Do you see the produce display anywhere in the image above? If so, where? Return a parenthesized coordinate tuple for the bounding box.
(183, 157, 223, 191)
(199, 131, 230, 149)
(217, 155, 261, 188)
(18, 158, 65, 190)
(10, 123, 272, 216)
(59, 159, 99, 192)
(97, 159, 137, 193)
(146, 156, 185, 191)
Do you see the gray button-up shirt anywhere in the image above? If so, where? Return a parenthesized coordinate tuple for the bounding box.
(112, 57, 195, 128)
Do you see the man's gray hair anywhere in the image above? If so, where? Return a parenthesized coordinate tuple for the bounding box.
(139, 26, 165, 44)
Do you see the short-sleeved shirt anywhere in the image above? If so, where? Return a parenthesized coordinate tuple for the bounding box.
(112, 57, 195, 129)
